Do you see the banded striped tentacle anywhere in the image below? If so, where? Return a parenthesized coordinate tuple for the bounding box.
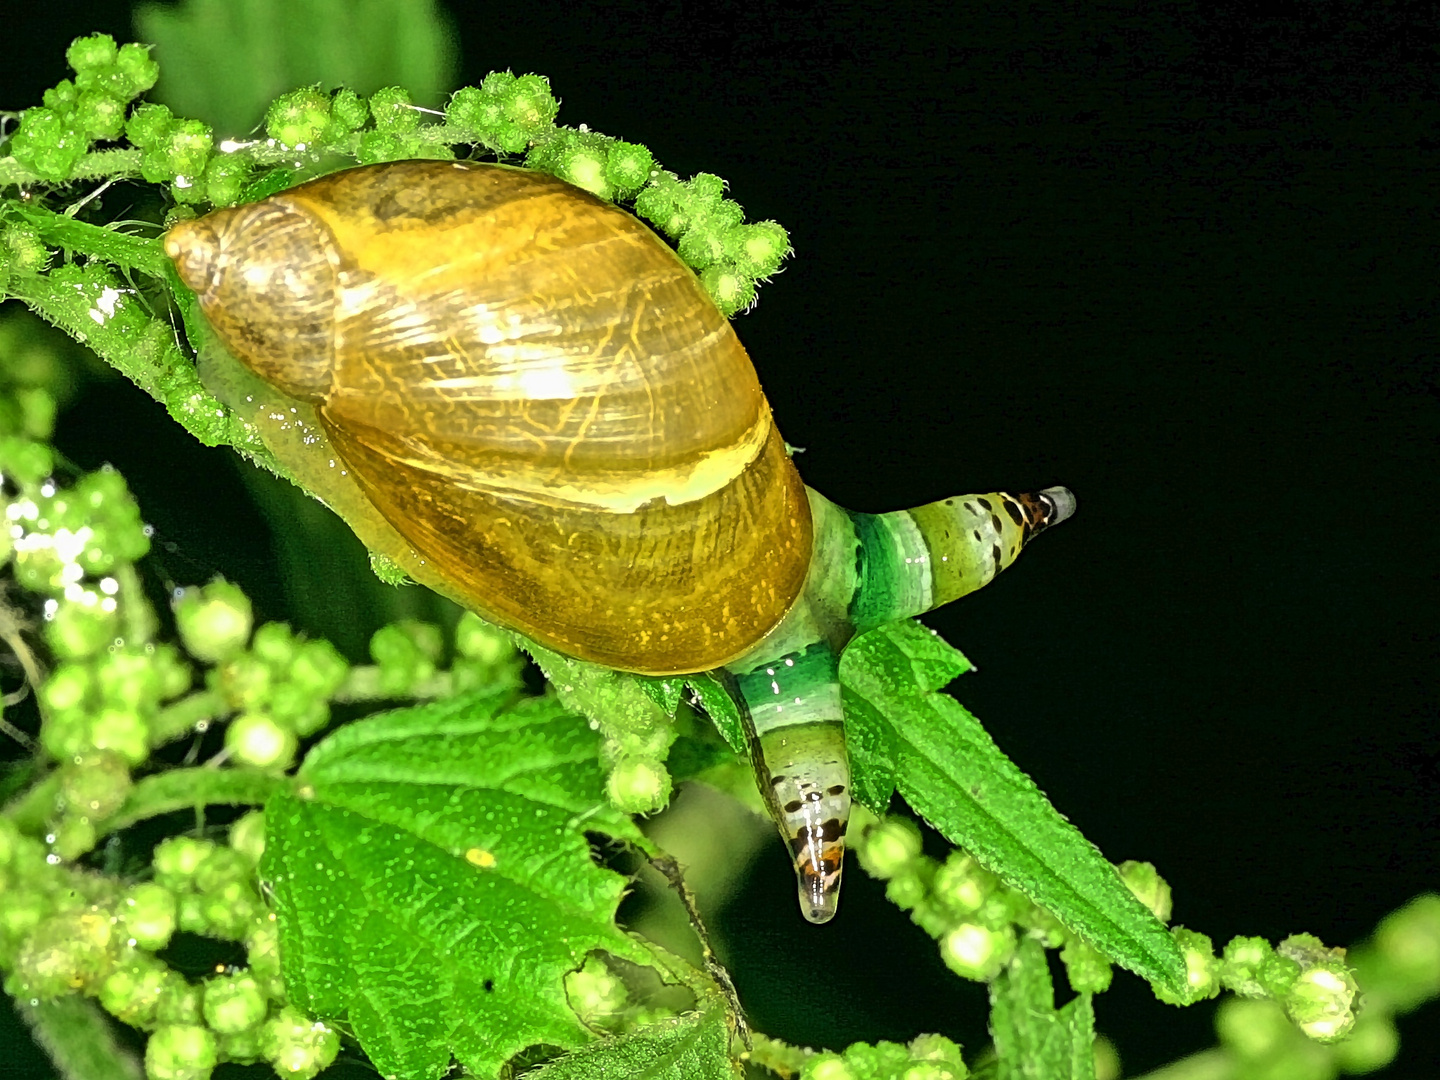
(722, 485, 1076, 924)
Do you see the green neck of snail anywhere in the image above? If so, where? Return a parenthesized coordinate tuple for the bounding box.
(723, 484, 1075, 924)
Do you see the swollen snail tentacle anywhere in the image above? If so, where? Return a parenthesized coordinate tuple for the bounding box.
(164, 160, 1075, 924)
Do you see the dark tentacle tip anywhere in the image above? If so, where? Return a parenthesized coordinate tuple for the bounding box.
(1037, 486, 1077, 529)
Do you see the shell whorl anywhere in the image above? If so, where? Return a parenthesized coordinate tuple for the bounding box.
(167, 161, 814, 674)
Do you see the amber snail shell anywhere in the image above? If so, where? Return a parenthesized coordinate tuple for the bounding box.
(166, 161, 813, 675)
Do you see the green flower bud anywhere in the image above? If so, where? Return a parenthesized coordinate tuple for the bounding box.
(199, 879, 265, 940)
(446, 86, 500, 133)
(0, 889, 50, 954)
(119, 881, 177, 950)
(39, 708, 88, 761)
(267, 681, 329, 737)
(156, 978, 204, 1026)
(678, 223, 726, 269)
(151, 644, 193, 699)
(214, 653, 272, 711)
(634, 177, 690, 238)
(1060, 936, 1113, 994)
(98, 956, 171, 1027)
(804, 1054, 855, 1080)
(76, 90, 126, 140)
(45, 596, 119, 659)
(369, 87, 419, 133)
(95, 649, 160, 711)
(884, 868, 930, 911)
(1220, 935, 1273, 998)
(174, 581, 253, 663)
(202, 155, 249, 207)
(556, 142, 612, 200)
(1155, 927, 1220, 1005)
(604, 140, 653, 197)
(74, 465, 149, 567)
(505, 74, 560, 130)
(907, 1033, 966, 1076)
(176, 891, 208, 934)
(153, 836, 217, 887)
(265, 87, 331, 149)
(356, 130, 406, 165)
(940, 921, 1014, 982)
(261, 1006, 340, 1080)
(14, 907, 115, 996)
(163, 119, 214, 183)
(856, 817, 923, 880)
(687, 173, 727, 206)
(48, 814, 98, 861)
(1284, 960, 1358, 1042)
(203, 972, 268, 1033)
(1259, 951, 1301, 998)
(328, 88, 368, 133)
(700, 263, 756, 317)
(66, 34, 119, 75)
(245, 918, 285, 1000)
(228, 810, 266, 865)
(606, 756, 672, 813)
(287, 638, 348, 697)
(125, 103, 174, 148)
(59, 749, 131, 818)
(43, 659, 92, 720)
(453, 613, 513, 665)
(566, 957, 628, 1025)
(3, 225, 52, 273)
(42, 80, 80, 114)
(114, 43, 159, 97)
(370, 619, 442, 695)
(15, 386, 58, 440)
(250, 621, 297, 668)
(1118, 860, 1172, 923)
(90, 705, 150, 765)
(145, 1023, 218, 1080)
(193, 848, 255, 896)
(218, 1026, 266, 1064)
(843, 1041, 915, 1077)
(10, 107, 89, 183)
(724, 221, 790, 277)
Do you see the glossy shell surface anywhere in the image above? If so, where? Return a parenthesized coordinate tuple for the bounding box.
(167, 161, 813, 673)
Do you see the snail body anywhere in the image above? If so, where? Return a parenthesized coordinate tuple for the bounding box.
(166, 161, 1074, 923)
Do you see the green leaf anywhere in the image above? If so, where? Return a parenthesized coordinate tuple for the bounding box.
(135, 0, 458, 135)
(840, 620, 1186, 997)
(989, 938, 1096, 1080)
(635, 675, 685, 717)
(526, 1000, 741, 1079)
(840, 620, 971, 815)
(684, 673, 747, 756)
(261, 689, 650, 1080)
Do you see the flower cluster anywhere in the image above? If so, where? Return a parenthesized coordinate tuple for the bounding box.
(852, 813, 1360, 1044)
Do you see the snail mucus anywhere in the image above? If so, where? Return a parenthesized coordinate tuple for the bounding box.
(164, 160, 1075, 924)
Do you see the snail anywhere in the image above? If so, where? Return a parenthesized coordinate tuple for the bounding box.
(164, 160, 1075, 924)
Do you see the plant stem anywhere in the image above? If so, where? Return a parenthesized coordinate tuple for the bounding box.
(99, 766, 286, 836)
(1129, 1049, 1234, 1080)
(333, 665, 453, 703)
(20, 995, 143, 1080)
(152, 688, 229, 745)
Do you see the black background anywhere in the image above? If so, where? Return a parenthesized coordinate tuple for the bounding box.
(3, 1, 1437, 1077)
